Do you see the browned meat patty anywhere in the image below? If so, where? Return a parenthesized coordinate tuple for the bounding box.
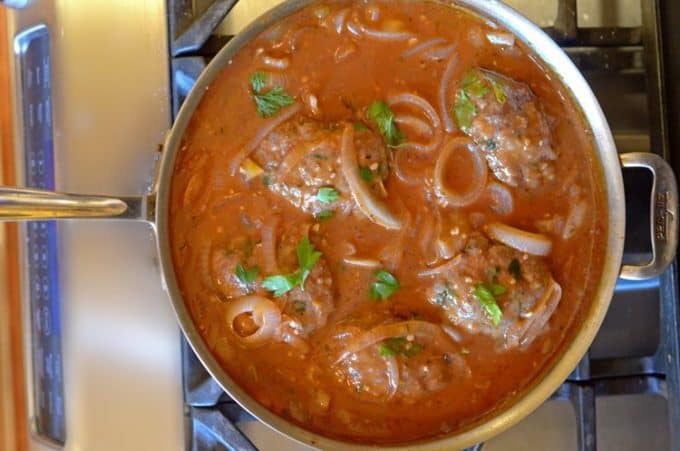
(211, 221, 334, 340)
(250, 116, 390, 217)
(319, 320, 469, 404)
(454, 69, 557, 190)
(423, 232, 561, 349)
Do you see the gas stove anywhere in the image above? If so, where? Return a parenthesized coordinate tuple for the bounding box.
(3, 1, 678, 450)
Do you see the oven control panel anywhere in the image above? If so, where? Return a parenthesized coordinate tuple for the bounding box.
(14, 24, 65, 445)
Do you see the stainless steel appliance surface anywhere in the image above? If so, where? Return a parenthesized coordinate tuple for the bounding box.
(4, 1, 183, 450)
(3, 0, 678, 450)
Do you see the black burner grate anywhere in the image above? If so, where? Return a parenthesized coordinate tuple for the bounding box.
(168, 1, 680, 449)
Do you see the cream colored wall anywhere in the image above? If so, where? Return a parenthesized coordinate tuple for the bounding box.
(0, 7, 17, 451)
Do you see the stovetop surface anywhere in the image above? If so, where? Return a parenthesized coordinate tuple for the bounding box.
(169, 1, 680, 450)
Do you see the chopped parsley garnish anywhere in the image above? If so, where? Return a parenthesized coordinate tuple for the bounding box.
(261, 274, 298, 297)
(379, 337, 423, 358)
(461, 71, 489, 98)
(474, 283, 504, 326)
(315, 210, 334, 221)
(490, 77, 507, 104)
(262, 237, 322, 297)
(359, 166, 374, 182)
(434, 281, 455, 306)
(249, 72, 294, 118)
(235, 264, 260, 293)
(353, 122, 368, 131)
(453, 70, 506, 132)
(262, 174, 273, 186)
(250, 71, 266, 94)
(316, 187, 340, 205)
(366, 101, 404, 147)
(370, 269, 400, 301)
(509, 258, 522, 280)
(453, 90, 476, 132)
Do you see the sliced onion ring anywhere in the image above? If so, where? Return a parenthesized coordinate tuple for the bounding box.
(335, 320, 455, 364)
(486, 222, 552, 256)
(356, 22, 415, 40)
(439, 53, 459, 133)
(395, 115, 433, 138)
(225, 296, 281, 347)
(388, 93, 441, 132)
(384, 355, 400, 399)
(343, 256, 381, 268)
(340, 125, 402, 230)
(487, 181, 514, 216)
(520, 279, 561, 320)
(262, 56, 290, 70)
(230, 103, 302, 175)
(401, 37, 447, 59)
(417, 254, 463, 277)
(434, 138, 488, 207)
(422, 44, 456, 61)
(520, 280, 562, 346)
(388, 93, 442, 153)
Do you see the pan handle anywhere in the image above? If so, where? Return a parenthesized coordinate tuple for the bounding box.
(0, 186, 155, 222)
(619, 152, 678, 280)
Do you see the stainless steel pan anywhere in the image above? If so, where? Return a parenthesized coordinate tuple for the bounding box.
(2, 0, 678, 448)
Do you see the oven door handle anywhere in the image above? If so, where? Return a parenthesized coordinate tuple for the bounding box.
(0, 187, 155, 222)
(619, 152, 678, 280)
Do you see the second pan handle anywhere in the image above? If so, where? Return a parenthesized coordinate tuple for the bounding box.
(619, 152, 678, 280)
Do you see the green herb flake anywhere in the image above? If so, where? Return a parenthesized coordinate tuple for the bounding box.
(353, 122, 368, 131)
(235, 264, 260, 293)
(490, 78, 507, 104)
(359, 166, 374, 182)
(461, 70, 489, 98)
(312, 153, 328, 161)
(262, 174, 273, 187)
(262, 237, 322, 297)
(253, 86, 295, 118)
(250, 71, 267, 94)
(461, 348, 471, 355)
(490, 283, 506, 296)
(453, 90, 476, 132)
(509, 258, 522, 280)
(378, 343, 397, 357)
(379, 337, 423, 358)
(296, 236, 322, 285)
(315, 210, 334, 221)
(249, 72, 294, 117)
(474, 284, 503, 326)
(262, 274, 299, 297)
(370, 269, 400, 301)
(316, 187, 340, 205)
(366, 101, 404, 147)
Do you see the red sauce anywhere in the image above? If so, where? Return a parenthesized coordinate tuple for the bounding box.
(169, 0, 607, 444)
